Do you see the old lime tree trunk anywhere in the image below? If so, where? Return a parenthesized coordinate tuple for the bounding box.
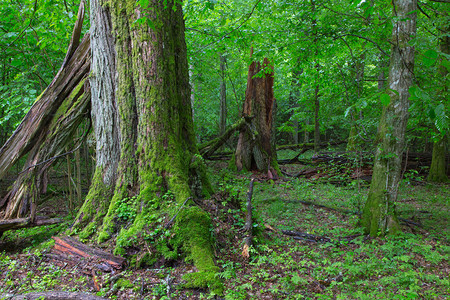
(361, 0, 417, 236)
(72, 0, 221, 293)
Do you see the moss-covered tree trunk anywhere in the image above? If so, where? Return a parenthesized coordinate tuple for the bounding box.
(427, 23, 449, 183)
(427, 135, 448, 182)
(234, 52, 279, 178)
(72, 0, 220, 293)
(361, 0, 417, 236)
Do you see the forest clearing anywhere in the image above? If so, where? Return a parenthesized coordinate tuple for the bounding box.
(0, 0, 449, 299)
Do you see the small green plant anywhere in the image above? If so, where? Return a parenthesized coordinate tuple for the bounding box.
(116, 196, 137, 222)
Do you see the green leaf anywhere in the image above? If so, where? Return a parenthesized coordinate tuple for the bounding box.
(11, 60, 21, 67)
(434, 104, 448, 133)
(344, 105, 353, 118)
(441, 59, 450, 72)
(139, 0, 150, 8)
(423, 49, 438, 67)
(427, 106, 436, 119)
(380, 93, 390, 106)
(146, 19, 156, 30)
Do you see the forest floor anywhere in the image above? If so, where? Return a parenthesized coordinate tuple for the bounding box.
(0, 149, 449, 299)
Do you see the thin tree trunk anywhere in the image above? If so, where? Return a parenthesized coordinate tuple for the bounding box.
(314, 83, 320, 154)
(311, 0, 320, 155)
(362, 0, 417, 236)
(304, 117, 310, 143)
(219, 54, 227, 135)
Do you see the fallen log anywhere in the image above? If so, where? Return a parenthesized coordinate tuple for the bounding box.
(0, 291, 108, 300)
(48, 236, 125, 272)
(281, 230, 362, 244)
(199, 118, 247, 157)
(0, 216, 62, 233)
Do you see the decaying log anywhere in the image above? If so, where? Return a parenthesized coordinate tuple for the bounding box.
(0, 216, 62, 232)
(0, 2, 91, 220)
(0, 291, 108, 300)
(48, 236, 125, 272)
(242, 178, 254, 258)
(199, 117, 247, 157)
(282, 230, 332, 243)
(282, 230, 362, 244)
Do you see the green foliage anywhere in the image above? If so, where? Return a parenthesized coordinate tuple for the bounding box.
(116, 196, 138, 222)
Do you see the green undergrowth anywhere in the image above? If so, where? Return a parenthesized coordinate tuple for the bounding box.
(209, 161, 449, 299)
(0, 154, 448, 299)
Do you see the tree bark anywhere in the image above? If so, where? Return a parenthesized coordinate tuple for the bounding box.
(362, 0, 417, 236)
(428, 134, 448, 182)
(234, 52, 279, 178)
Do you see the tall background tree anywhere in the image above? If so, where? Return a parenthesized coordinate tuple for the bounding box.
(361, 0, 417, 236)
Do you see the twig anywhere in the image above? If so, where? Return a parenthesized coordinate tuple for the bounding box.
(242, 178, 254, 258)
(164, 197, 192, 229)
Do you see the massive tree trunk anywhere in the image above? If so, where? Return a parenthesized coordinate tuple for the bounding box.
(234, 52, 279, 178)
(72, 0, 220, 293)
(361, 0, 417, 236)
(0, 3, 90, 220)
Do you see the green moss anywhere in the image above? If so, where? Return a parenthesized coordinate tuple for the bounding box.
(172, 207, 223, 295)
(115, 278, 134, 289)
(51, 78, 86, 123)
(228, 153, 237, 171)
(79, 221, 96, 240)
(71, 167, 112, 237)
(97, 185, 133, 243)
(427, 136, 448, 183)
(361, 157, 401, 237)
(183, 271, 224, 295)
